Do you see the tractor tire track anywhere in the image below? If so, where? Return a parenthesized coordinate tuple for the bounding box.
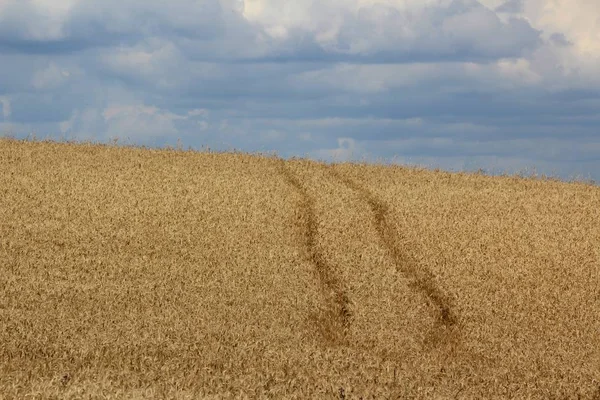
(329, 166, 458, 343)
(278, 160, 351, 345)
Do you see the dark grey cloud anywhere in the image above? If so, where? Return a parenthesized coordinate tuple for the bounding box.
(549, 33, 573, 47)
(0, 0, 233, 55)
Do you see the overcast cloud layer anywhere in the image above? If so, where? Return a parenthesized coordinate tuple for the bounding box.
(1, 0, 599, 180)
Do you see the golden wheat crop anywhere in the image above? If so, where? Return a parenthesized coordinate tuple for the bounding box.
(1, 138, 599, 399)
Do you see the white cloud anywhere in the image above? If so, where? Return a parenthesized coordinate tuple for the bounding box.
(58, 107, 104, 141)
(31, 62, 73, 90)
(99, 39, 185, 88)
(188, 109, 209, 117)
(242, 0, 598, 57)
(59, 111, 76, 134)
(522, 0, 600, 53)
(312, 137, 363, 162)
(243, 0, 540, 60)
(495, 58, 542, 85)
(0, 96, 11, 119)
(0, 0, 73, 41)
(102, 104, 187, 139)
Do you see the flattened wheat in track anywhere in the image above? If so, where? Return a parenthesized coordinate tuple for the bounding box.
(330, 166, 458, 345)
(278, 159, 351, 345)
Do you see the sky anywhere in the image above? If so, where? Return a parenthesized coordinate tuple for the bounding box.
(0, 0, 599, 180)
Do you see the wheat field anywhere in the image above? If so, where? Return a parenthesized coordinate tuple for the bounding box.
(1, 138, 599, 399)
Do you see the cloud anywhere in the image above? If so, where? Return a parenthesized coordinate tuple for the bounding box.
(0, 1, 72, 43)
(31, 62, 73, 90)
(0, 96, 11, 119)
(0, 0, 240, 54)
(521, 0, 600, 55)
(495, 0, 524, 13)
(0, 0, 598, 181)
(334, 2, 540, 61)
(549, 33, 572, 47)
(0, 0, 541, 62)
(312, 137, 363, 162)
(238, 0, 541, 63)
(100, 104, 187, 140)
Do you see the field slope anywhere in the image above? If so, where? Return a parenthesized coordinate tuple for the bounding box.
(1, 138, 599, 399)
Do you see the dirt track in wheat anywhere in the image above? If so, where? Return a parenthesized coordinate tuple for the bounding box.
(1, 138, 600, 399)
